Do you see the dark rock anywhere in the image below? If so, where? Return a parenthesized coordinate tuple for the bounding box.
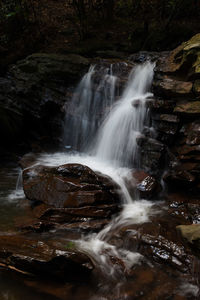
(23, 163, 120, 208)
(153, 77, 193, 98)
(193, 79, 200, 97)
(181, 121, 200, 146)
(153, 114, 180, 123)
(174, 101, 200, 116)
(0, 53, 90, 153)
(163, 170, 196, 189)
(147, 98, 175, 113)
(137, 137, 165, 175)
(10, 53, 90, 83)
(137, 136, 165, 152)
(152, 119, 179, 135)
(128, 51, 165, 63)
(40, 205, 119, 221)
(0, 234, 93, 280)
(130, 170, 161, 198)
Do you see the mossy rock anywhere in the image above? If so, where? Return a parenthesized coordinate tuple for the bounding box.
(176, 224, 200, 250)
(10, 53, 90, 83)
(157, 33, 200, 80)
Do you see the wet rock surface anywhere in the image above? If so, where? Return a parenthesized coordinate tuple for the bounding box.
(1, 162, 200, 299)
(1, 34, 200, 299)
(151, 34, 200, 193)
(21, 163, 120, 234)
(0, 234, 93, 280)
(131, 170, 161, 198)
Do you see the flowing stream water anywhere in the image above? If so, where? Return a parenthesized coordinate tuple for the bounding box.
(2, 61, 200, 299)
(35, 61, 158, 277)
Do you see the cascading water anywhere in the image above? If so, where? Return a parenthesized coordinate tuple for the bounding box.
(64, 65, 118, 151)
(92, 62, 154, 167)
(24, 61, 157, 278)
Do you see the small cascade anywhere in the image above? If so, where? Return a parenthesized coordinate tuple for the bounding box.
(92, 61, 155, 167)
(63, 65, 118, 152)
(8, 169, 25, 200)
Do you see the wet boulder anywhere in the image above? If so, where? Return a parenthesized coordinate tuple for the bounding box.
(23, 163, 120, 208)
(130, 170, 161, 199)
(22, 163, 121, 233)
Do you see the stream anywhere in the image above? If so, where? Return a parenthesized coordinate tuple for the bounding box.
(0, 61, 200, 299)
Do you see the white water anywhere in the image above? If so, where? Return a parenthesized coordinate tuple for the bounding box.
(64, 65, 118, 151)
(7, 169, 25, 201)
(31, 61, 158, 276)
(92, 62, 154, 167)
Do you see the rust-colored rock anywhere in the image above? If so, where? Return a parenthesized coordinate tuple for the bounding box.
(0, 234, 93, 280)
(23, 163, 120, 208)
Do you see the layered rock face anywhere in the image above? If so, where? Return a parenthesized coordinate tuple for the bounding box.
(0, 53, 90, 154)
(149, 34, 200, 193)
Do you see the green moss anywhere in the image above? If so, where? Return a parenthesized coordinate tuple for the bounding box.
(65, 241, 76, 250)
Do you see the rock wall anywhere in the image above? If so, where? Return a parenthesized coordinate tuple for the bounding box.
(0, 53, 90, 157)
(149, 34, 200, 194)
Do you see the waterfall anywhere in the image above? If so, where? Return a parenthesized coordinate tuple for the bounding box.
(64, 65, 118, 151)
(92, 62, 154, 167)
(35, 61, 156, 277)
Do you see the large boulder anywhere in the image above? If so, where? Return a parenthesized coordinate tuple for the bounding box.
(22, 163, 121, 233)
(23, 163, 120, 208)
